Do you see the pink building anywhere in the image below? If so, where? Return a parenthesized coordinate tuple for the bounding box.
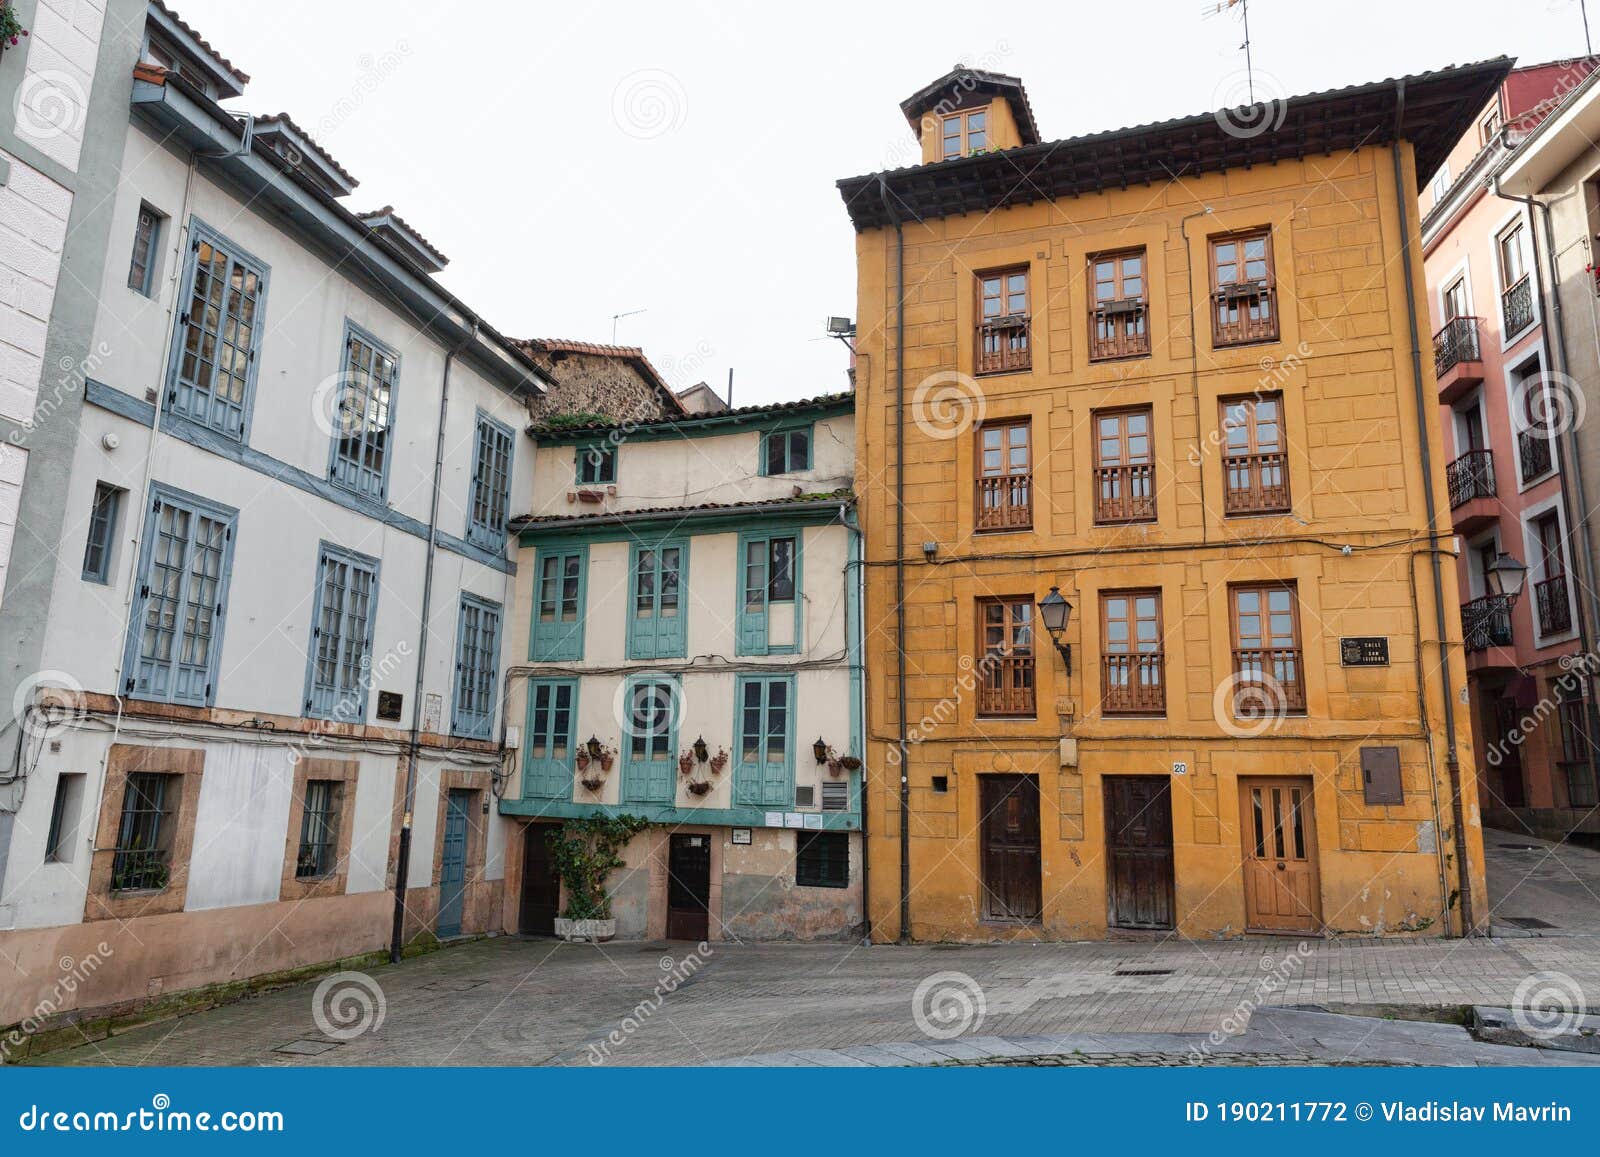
(1421, 59, 1598, 841)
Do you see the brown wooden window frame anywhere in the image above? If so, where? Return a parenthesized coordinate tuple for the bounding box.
(1088, 248, 1151, 361)
(975, 418, 1032, 532)
(1092, 405, 1156, 524)
(940, 107, 989, 160)
(1209, 229, 1279, 348)
(1100, 589, 1165, 716)
(1228, 582, 1307, 716)
(975, 266, 1031, 375)
(976, 597, 1036, 718)
(1220, 393, 1291, 516)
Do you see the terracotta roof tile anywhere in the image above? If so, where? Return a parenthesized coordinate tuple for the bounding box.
(358, 205, 449, 266)
(517, 338, 687, 416)
(511, 489, 855, 531)
(152, 1, 250, 85)
(526, 390, 853, 441)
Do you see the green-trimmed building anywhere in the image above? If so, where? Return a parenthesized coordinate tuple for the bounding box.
(501, 393, 865, 941)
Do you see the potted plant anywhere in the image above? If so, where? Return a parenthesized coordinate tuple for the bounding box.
(686, 780, 713, 796)
(709, 747, 729, 775)
(1, 4, 29, 51)
(576, 748, 591, 772)
(678, 751, 696, 776)
(827, 755, 843, 777)
(599, 745, 616, 772)
(840, 755, 862, 772)
(546, 814, 650, 942)
(579, 773, 605, 792)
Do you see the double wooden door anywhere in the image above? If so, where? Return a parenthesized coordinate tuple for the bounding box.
(980, 775, 1042, 921)
(1105, 776, 1175, 930)
(1240, 778, 1322, 933)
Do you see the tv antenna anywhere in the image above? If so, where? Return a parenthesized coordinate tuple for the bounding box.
(611, 308, 646, 343)
(1203, 0, 1256, 103)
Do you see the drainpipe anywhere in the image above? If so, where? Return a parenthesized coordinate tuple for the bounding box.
(1492, 179, 1600, 807)
(390, 320, 479, 963)
(1391, 80, 1475, 935)
(842, 502, 869, 943)
(1180, 206, 1215, 540)
(877, 174, 911, 944)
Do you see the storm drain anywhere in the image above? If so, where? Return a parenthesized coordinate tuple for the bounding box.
(420, 979, 487, 992)
(1112, 968, 1175, 977)
(273, 1039, 342, 1056)
(1498, 843, 1542, 851)
(1499, 916, 1557, 929)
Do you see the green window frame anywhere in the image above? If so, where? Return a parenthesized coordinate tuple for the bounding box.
(523, 678, 578, 800)
(576, 442, 617, 486)
(733, 673, 795, 808)
(761, 423, 812, 476)
(628, 538, 688, 659)
(529, 544, 587, 661)
(736, 528, 803, 656)
(796, 831, 849, 888)
(621, 676, 678, 804)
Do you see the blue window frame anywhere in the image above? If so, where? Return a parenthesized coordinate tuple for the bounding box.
(761, 424, 812, 475)
(167, 219, 268, 441)
(453, 594, 503, 739)
(736, 528, 802, 655)
(576, 442, 616, 486)
(733, 674, 795, 807)
(523, 678, 577, 799)
(123, 485, 238, 707)
(622, 676, 678, 804)
(466, 411, 514, 550)
(327, 321, 399, 502)
(82, 482, 123, 583)
(530, 545, 587, 660)
(304, 543, 380, 722)
(628, 538, 687, 659)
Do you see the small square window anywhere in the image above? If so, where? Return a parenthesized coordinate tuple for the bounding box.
(931, 775, 949, 794)
(763, 427, 810, 475)
(796, 831, 848, 888)
(577, 443, 617, 486)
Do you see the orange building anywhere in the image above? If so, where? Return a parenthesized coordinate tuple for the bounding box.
(839, 63, 1510, 942)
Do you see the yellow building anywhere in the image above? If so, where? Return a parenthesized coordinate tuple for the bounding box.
(839, 63, 1512, 943)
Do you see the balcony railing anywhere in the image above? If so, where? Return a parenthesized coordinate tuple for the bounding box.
(1094, 463, 1156, 523)
(1230, 648, 1307, 714)
(1433, 315, 1482, 377)
(1446, 448, 1496, 508)
(976, 314, 1031, 374)
(1519, 429, 1554, 480)
(1502, 274, 1535, 337)
(1102, 652, 1165, 715)
(1090, 299, 1151, 361)
(1212, 282, 1278, 346)
(975, 474, 1032, 532)
(1223, 452, 1291, 515)
(1536, 573, 1573, 636)
(1463, 594, 1514, 652)
(977, 653, 1036, 716)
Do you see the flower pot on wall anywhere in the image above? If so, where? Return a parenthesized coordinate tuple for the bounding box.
(580, 775, 605, 792)
(554, 917, 616, 943)
(686, 780, 713, 797)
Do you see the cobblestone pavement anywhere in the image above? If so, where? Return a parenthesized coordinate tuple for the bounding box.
(32, 932, 1600, 1067)
(1484, 827, 1600, 937)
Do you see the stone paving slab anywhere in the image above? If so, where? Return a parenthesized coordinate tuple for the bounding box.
(25, 931, 1600, 1068)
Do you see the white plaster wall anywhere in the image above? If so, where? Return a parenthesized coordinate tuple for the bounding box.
(525, 412, 854, 519)
(11, 0, 107, 172)
(0, 444, 26, 608)
(184, 742, 293, 912)
(0, 150, 72, 424)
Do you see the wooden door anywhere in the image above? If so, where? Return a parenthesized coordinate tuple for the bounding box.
(1489, 699, 1527, 807)
(518, 823, 561, 936)
(1239, 778, 1321, 933)
(666, 833, 711, 940)
(1105, 776, 1175, 930)
(980, 775, 1042, 920)
(437, 789, 472, 938)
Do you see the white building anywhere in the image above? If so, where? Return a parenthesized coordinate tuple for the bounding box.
(501, 395, 865, 941)
(0, 2, 553, 1034)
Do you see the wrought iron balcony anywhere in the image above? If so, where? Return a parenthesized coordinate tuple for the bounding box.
(1446, 449, 1495, 508)
(1536, 573, 1573, 636)
(1433, 315, 1482, 377)
(1462, 594, 1514, 652)
(1519, 429, 1554, 480)
(1502, 274, 1535, 337)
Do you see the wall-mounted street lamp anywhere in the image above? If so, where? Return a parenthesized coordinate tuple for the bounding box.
(813, 737, 831, 765)
(1037, 586, 1074, 676)
(1486, 553, 1529, 604)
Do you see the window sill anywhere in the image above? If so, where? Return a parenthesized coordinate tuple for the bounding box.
(974, 366, 1032, 378)
(1223, 507, 1293, 519)
(1212, 335, 1280, 350)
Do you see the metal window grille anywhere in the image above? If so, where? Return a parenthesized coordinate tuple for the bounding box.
(296, 780, 338, 878)
(795, 832, 848, 888)
(110, 772, 173, 892)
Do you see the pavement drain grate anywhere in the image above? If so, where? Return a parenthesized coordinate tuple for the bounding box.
(1500, 916, 1557, 929)
(420, 979, 488, 992)
(1113, 968, 1175, 977)
(1498, 844, 1543, 851)
(272, 1039, 342, 1056)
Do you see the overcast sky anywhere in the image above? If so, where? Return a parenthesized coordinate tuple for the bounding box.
(169, 0, 1592, 407)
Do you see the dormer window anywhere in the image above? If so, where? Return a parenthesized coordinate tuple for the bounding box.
(941, 109, 988, 160)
